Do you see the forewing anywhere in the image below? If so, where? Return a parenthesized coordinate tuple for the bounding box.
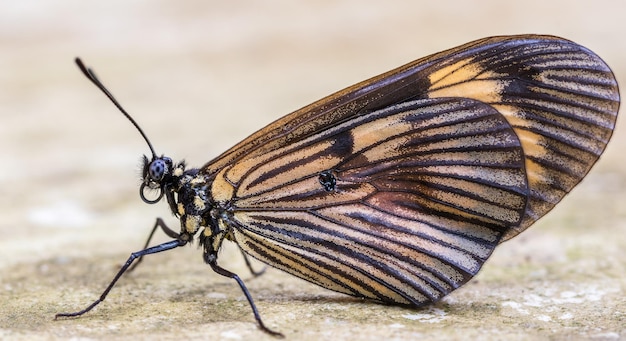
(213, 97, 529, 305)
(204, 35, 619, 240)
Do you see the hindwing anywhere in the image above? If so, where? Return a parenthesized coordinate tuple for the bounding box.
(211, 97, 528, 305)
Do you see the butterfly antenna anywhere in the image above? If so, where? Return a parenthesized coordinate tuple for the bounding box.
(75, 57, 157, 159)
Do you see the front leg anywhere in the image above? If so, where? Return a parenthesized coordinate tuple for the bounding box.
(56, 238, 187, 319)
(128, 218, 181, 272)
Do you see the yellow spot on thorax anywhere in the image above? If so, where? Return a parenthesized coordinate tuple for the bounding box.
(193, 196, 206, 210)
(184, 215, 201, 234)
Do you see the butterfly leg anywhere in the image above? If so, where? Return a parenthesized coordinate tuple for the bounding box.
(128, 218, 179, 272)
(207, 259, 283, 338)
(55, 238, 186, 319)
(239, 247, 267, 277)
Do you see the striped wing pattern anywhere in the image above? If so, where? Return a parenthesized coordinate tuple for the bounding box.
(204, 36, 618, 240)
(218, 98, 528, 305)
(202, 35, 619, 305)
(420, 36, 620, 239)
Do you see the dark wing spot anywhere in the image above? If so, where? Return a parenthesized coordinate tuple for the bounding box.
(319, 170, 337, 192)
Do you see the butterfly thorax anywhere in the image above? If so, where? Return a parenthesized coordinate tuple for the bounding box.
(162, 162, 233, 262)
(167, 165, 209, 234)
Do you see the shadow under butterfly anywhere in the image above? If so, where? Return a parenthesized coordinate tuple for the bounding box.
(57, 35, 620, 337)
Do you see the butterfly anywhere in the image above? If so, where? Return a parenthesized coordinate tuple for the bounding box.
(57, 35, 620, 337)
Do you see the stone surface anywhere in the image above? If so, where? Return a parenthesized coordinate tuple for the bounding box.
(1, 1, 624, 340)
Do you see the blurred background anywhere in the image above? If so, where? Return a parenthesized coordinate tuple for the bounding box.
(1, 1, 624, 340)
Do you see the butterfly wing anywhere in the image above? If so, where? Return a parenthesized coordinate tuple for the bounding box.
(210, 97, 528, 305)
(420, 35, 620, 239)
(203, 35, 619, 305)
(204, 35, 619, 241)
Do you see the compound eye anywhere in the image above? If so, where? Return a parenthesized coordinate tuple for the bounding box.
(148, 159, 167, 181)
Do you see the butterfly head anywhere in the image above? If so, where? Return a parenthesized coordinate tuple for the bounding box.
(140, 155, 175, 204)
